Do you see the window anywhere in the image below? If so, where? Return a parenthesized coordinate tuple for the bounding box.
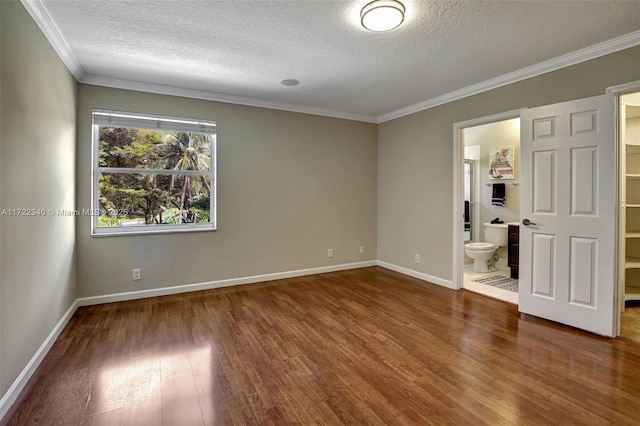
(91, 109, 216, 236)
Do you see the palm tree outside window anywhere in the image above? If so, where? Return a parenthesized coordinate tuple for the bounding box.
(91, 109, 216, 236)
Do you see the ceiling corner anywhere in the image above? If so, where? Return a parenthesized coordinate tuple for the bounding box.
(21, 0, 85, 81)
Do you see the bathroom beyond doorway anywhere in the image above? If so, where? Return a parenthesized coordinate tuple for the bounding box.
(457, 114, 521, 304)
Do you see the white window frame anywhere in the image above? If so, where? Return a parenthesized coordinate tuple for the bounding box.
(91, 109, 217, 236)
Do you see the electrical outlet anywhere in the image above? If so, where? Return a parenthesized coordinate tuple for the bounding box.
(360, 246, 365, 254)
(328, 249, 333, 258)
(133, 268, 141, 281)
(414, 254, 420, 263)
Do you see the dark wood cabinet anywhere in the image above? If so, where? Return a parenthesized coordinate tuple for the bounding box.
(508, 224, 519, 279)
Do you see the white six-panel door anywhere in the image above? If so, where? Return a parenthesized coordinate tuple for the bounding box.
(519, 94, 615, 337)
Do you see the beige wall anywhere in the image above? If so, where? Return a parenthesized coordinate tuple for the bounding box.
(76, 85, 378, 297)
(378, 46, 640, 282)
(0, 0, 3, 398)
(464, 118, 520, 230)
(1, 0, 638, 405)
(0, 0, 77, 396)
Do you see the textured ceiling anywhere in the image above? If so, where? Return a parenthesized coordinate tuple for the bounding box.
(41, 0, 640, 121)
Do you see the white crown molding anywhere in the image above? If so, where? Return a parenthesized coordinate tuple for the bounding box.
(80, 74, 378, 123)
(21, 0, 372, 122)
(377, 30, 640, 123)
(20, 0, 640, 126)
(20, 0, 85, 80)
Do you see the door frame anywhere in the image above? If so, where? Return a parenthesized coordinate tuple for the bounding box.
(452, 109, 524, 290)
(607, 80, 640, 336)
(452, 83, 640, 335)
(463, 159, 480, 243)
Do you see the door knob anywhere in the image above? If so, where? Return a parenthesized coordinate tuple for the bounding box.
(522, 218, 537, 226)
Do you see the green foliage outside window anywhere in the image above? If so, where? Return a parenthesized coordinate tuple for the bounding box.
(98, 127, 212, 227)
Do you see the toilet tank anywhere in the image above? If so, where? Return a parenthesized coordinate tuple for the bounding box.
(483, 223, 508, 246)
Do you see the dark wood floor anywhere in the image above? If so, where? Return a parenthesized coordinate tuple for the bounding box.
(7, 267, 640, 425)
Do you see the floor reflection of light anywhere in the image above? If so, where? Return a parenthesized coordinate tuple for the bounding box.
(93, 345, 212, 414)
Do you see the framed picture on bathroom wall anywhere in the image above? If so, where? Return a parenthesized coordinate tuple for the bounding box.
(489, 146, 514, 179)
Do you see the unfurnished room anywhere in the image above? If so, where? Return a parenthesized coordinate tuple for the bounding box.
(1, 0, 640, 424)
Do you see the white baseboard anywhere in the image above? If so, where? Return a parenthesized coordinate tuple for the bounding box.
(377, 261, 455, 289)
(0, 260, 375, 423)
(76, 260, 378, 307)
(0, 258, 447, 423)
(0, 299, 78, 421)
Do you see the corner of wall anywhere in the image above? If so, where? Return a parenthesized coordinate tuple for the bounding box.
(0, 0, 78, 419)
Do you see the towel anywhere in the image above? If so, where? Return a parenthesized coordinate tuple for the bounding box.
(492, 183, 506, 206)
(464, 200, 470, 223)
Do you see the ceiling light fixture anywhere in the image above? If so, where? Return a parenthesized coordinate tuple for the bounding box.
(360, 0, 405, 32)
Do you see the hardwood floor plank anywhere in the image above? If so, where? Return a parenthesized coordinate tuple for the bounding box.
(81, 408, 123, 426)
(7, 267, 640, 425)
(121, 397, 161, 426)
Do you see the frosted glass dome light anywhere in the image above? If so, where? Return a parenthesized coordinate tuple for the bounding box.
(361, 0, 405, 32)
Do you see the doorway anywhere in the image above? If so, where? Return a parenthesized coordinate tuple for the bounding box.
(453, 110, 522, 304)
(454, 85, 637, 338)
(618, 89, 640, 343)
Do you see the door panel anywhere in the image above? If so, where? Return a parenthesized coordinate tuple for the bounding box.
(531, 234, 555, 298)
(520, 94, 615, 337)
(571, 110, 598, 135)
(533, 117, 556, 139)
(569, 237, 596, 307)
(532, 150, 556, 213)
(571, 147, 597, 215)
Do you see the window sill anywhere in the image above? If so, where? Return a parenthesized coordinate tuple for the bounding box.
(91, 224, 217, 237)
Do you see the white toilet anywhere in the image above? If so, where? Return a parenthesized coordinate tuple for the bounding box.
(464, 223, 509, 272)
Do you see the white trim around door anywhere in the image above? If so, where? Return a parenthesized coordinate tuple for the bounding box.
(606, 80, 640, 337)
